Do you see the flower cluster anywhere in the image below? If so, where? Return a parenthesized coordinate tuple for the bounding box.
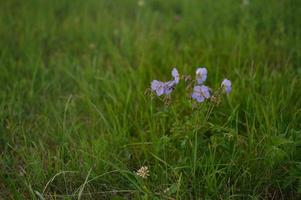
(192, 68, 211, 102)
(151, 68, 179, 96)
(150, 67, 232, 103)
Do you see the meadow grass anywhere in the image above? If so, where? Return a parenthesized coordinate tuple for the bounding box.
(0, 0, 301, 199)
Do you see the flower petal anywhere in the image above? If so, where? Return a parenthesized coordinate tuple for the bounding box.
(172, 68, 180, 84)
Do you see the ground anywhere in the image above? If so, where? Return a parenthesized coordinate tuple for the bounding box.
(0, 0, 301, 199)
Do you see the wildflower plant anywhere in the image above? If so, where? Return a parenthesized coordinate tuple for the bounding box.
(144, 67, 232, 196)
(149, 67, 231, 108)
(148, 67, 232, 158)
(147, 67, 233, 153)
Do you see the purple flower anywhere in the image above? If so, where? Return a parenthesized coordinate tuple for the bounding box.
(172, 68, 180, 84)
(191, 85, 210, 102)
(164, 81, 176, 95)
(196, 68, 207, 84)
(151, 80, 165, 96)
(221, 79, 231, 94)
(150, 68, 179, 96)
(151, 80, 177, 96)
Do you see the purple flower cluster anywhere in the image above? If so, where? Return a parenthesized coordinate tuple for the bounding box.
(150, 67, 232, 101)
(192, 67, 211, 102)
(151, 68, 179, 96)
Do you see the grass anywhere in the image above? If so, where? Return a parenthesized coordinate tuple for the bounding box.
(0, 0, 301, 199)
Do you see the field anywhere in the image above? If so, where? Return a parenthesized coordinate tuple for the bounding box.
(1, 0, 301, 199)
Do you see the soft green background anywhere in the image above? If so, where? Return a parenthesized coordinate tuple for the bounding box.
(0, 0, 301, 199)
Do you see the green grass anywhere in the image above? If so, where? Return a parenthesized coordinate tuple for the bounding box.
(1, 0, 301, 199)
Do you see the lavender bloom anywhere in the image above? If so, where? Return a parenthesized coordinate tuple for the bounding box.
(163, 81, 176, 95)
(191, 85, 210, 102)
(221, 79, 232, 94)
(151, 80, 165, 96)
(196, 68, 207, 84)
(151, 80, 177, 96)
(172, 68, 180, 84)
(151, 68, 179, 96)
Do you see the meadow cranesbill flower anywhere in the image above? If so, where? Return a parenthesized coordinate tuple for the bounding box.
(196, 67, 207, 84)
(221, 79, 231, 94)
(164, 81, 176, 95)
(192, 85, 210, 102)
(135, 166, 149, 179)
(150, 68, 180, 96)
(151, 80, 165, 96)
